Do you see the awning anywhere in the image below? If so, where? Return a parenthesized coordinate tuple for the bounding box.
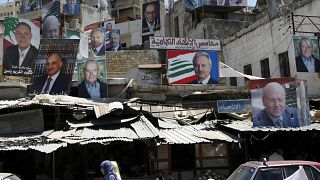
(219, 62, 264, 80)
(158, 123, 239, 145)
(220, 120, 320, 132)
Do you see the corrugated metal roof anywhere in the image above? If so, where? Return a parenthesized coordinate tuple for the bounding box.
(0, 94, 121, 118)
(131, 116, 159, 138)
(221, 121, 320, 132)
(159, 124, 239, 145)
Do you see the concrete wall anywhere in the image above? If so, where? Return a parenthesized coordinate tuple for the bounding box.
(223, 0, 320, 97)
(170, 0, 252, 39)
(106, 50, 158, 79)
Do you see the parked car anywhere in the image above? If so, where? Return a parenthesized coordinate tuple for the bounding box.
(227, 160, 320, 180)
(0, 173, 21, 180)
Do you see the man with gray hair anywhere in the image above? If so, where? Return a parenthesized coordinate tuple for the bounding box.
(43, 15, 60, 38)
(189, 51, 218, 84)
(253, 82, 299, 127)
(295, 37, 320, 72)
(78, 60, 108, 98)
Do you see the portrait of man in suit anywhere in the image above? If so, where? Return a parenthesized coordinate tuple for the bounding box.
(3, 22, 38, 72)
(20, 0, 38, 14)
(63, 0, 80, 15)
(295, 37, 320, 73)
(29, 53, 72, 95)
(253, 82, 299, 127)
(106, 30, 121, 51)
(43, 15, 60, 39)
(90, 28, 105, 56)
(78, 60, 108, 99)
(189, 52, 218, 84)
(142, 1, 160, 33)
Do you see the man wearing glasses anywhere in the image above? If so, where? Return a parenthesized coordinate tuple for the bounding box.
(295, 37, 320, 73)
(29, 53, 72, 95)
(3, 22, 38, 72)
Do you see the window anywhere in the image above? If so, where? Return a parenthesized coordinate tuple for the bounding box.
(303, 165, 320, 180)
(255, 168, 283, 180)
(284, 166, 299, 177)
(279, 52, 291, 77)
(230, 77, 237, 86)
(243, 64, 252, 82)
(228, 165, 255, 180)
(174, 16, 179, 37)
(260, 58, 270, 78)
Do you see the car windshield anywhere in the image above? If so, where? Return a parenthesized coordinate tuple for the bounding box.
(3, 175, 21, 180)
(227, 165, 255, 180)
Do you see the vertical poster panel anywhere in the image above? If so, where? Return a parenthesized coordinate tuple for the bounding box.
(29, 39, 79, 95)
(142, 0, 160, 34)
(89, 27, 106, 56)
(19, 0, 40, 14)
(66, 29, 89, 58)
(167, 50, 219, 85)
(250, 78, 310, 128)
(42, 0, 61, 39)
(293, 36, 320, 73)
(296, 79, 311, 126)
(63, 0, 81, 15)
(3, 17, 40, 82)
(77, 57, 108, 99)
(185, 0, 203, 10)
(106, 29, 121, 51)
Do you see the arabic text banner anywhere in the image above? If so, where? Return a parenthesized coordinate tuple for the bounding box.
(150, 36, 220, 51)
(167, 50, 219, 85)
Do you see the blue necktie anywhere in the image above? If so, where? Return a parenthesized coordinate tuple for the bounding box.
(43, 78, 52, 94)
(274, 119, 283, 127)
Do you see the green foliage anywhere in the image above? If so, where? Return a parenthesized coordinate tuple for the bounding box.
(4, 17, 19, 43)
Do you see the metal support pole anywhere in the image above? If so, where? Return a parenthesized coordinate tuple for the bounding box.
(291, 12, 295, 35)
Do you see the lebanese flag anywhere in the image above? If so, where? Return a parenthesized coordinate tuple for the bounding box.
(167, 50, 197, 84)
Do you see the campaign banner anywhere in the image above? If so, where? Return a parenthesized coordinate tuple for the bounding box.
(250, 78, 310, 128)
(185, 0, 203, 10)
(150, 37, 221, 51)
(211, 0, 247, 6)
(105, 29, 121, 51)
(19, 0, 40, 14)
(42, 0, 61, 39)
(66, 29, 89, 58)
(217, 99, 251, 113)
(293, 36, 320, 73)
(29, 39, 79, 95)
(3, 17, 40, 80)
(77, 57, 108, 99)
(167, 50, 219, 84)
(142, 0, 160, 34)
(63, 0, 80, 15)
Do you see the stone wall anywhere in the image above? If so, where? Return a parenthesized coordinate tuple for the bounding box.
(106, 50, 159, 78)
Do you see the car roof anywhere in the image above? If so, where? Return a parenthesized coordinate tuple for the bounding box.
(0, 173, 13, 178)
(243, 161, 320, 168)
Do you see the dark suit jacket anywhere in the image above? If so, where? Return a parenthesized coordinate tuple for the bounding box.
(142, 18, 160, 33)
(77, 80, 108, 98)
(106, 45, 122, 51)
(63, 4, 80, 15)
(92, 44, 106, 56)
(3, 45, 38, 71)
(189, 76, 218, 84)
(253, 108, 300, 127)
(29, 73, 72, 95)
(19, 3, 37, 13)
(295, 55, 320, 72)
